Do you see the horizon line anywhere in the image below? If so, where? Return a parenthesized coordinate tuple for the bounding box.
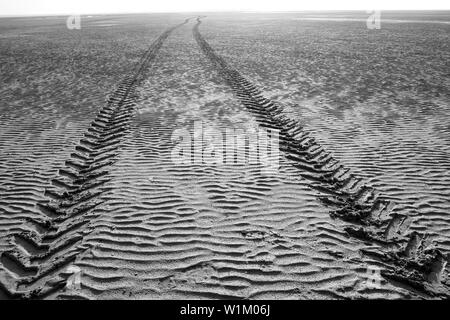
(1, 9, 450, 19)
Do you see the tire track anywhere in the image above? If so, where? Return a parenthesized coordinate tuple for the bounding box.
(0, 18, 190, 299)
(193, 17, 449, 298)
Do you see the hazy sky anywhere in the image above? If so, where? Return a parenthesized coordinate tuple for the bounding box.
(1, 0, 449, 16)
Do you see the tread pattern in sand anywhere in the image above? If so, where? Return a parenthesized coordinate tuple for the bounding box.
(0, 19, 190, 299)
(65, 26, 375, 299)
(193, 17, 449, 298)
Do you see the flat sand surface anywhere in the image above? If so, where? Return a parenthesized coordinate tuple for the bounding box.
(0, 12, 449, 299)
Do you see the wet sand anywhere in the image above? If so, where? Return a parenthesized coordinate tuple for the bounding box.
(0, 12, 449, 299)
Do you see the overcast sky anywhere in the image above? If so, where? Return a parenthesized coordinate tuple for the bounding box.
(1, 0, 449, 16)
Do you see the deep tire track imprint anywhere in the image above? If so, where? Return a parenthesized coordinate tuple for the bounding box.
(0, 19, 190, 299)
(193, 17, 449, 298)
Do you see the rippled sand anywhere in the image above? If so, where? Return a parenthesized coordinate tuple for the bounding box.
(0, 12, 449, 299)
(200, 13, 450, 254)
